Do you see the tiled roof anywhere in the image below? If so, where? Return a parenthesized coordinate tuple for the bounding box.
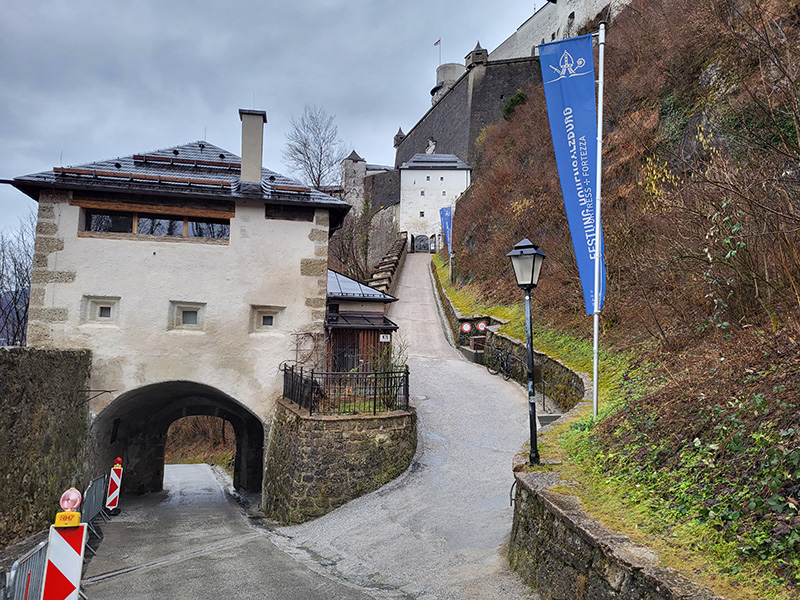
(12, 141, 350, 225)
(327, 270, 397, 303)
(399, 153, 471, 170)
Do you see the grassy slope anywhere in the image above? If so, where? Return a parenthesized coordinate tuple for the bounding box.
(447, 0, 800, 596)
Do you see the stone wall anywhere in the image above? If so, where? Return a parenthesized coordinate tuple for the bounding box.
(488, 332, 585, 415)
(262, 399, 417, 524)
(510, 468, 726, 600)
(368, 232, 407, 297)
(366, 169, 400, 214)
(367, 204, 401, 272)
(429, 260, 584, 414)
(0, 347, 93, 548)
(395, 57, 542, 168)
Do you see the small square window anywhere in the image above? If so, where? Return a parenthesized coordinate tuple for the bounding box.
(250, 305, 284, 333)
(426, 176, 430, 181)
(81, 296, 120, 325)
(442, 191, 447, 196)
(169, 301, 206, 331)
(440, 176, 444, 181)
(181, 310, 198, 325)
(420, 211, 425, 218)
(420, 190, 425, 197)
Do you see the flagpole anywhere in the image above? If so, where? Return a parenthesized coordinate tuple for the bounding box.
(592, 22, 606, 421)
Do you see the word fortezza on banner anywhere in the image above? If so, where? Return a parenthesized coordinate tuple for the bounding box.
(563, 107, 599, 260)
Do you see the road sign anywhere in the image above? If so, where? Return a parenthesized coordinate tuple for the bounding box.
(41, 524, 87, 600)
(461, 322, 472, 333)
(106, 460, 123, 510)
(477, 321, 487, 332)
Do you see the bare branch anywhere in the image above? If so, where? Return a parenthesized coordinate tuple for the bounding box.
(281, 105, 347, 189)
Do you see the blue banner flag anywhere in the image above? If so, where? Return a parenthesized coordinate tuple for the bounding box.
(439, 207, 452, 254)
(539, 34, 606, 314)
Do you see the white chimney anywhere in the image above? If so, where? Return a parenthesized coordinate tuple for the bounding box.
(239, 108, 267, 193)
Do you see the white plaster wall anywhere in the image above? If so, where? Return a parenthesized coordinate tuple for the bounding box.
(489, 0, 624, 60)
(36, 199, 327, 423)
(398, 168, 470, 244)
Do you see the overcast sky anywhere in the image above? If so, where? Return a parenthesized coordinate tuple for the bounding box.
(0, 0, 542, 231)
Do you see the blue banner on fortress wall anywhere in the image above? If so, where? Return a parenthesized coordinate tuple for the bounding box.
(539, 34, 606, 314)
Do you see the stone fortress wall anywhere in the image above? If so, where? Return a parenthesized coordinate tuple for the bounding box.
(344, 0, 630, 277)
(490, 0, 621, 61)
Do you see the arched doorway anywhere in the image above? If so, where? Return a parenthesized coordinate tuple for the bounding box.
(91, 381, 264, 494)
(414, 235, 430, 252)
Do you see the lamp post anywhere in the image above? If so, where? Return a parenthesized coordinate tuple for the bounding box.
(507, 238, 546, 465)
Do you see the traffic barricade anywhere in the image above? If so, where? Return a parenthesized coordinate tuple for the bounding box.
(5, 540, 48, 600)
(81, 473, 109, 555)
(41, 488, 88, 600)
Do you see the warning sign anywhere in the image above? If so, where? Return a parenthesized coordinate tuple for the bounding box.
(42, 524, 88, 600)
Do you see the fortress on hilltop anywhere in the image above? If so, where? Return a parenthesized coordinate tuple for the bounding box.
(342, 0, 626, 264)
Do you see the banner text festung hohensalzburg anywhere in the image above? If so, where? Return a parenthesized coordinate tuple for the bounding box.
(539, 34, 606, 314)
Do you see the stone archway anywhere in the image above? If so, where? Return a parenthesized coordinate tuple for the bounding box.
(91, 381, 264, 494)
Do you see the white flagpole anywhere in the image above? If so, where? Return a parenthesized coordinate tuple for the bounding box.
(592, 22, 606, 421)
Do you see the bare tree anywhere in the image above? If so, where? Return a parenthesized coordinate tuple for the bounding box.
(282, 105, 348, 188)
(0, 210, 36, 346)
(328, 197, 372, 282)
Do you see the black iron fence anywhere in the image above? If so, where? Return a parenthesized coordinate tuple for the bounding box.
(282, 364, 410, 415)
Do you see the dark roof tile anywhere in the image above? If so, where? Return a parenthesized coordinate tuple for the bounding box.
(13, 141, 350, 225)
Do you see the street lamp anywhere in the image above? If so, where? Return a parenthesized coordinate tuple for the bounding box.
(507, 238, 546, 465)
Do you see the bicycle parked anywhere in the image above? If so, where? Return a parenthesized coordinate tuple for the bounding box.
(485, 346, 516, 381)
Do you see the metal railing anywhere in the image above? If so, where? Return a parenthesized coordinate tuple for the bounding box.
(282, 364, 410, 415)
(82, 473, 109, 555)
(5, 541, 47, 600)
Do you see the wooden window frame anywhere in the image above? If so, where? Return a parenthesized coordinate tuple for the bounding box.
(73, 199, 232, 244)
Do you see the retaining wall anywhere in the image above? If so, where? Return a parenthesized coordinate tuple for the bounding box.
(429, 260, 584, 413)
(510, 467, 726, 600)
(0, 347, 93, 548)
(262, 399, 417, 524)
(368, 232, 408, 297)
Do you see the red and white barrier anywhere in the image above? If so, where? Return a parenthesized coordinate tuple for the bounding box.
(105, 459, 123, 511)
(40, 524, 88, 600)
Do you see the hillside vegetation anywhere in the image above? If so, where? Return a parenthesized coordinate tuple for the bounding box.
(451, 0, 800, 593)
(164, 416, 235, 474)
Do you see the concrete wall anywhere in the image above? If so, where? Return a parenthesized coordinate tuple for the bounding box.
(27, 190, 331, 424)
(0, 347, 93, 548)
(510, 468, 726, 600)
(398, 167, 469, 247)
(262, 399, 417, 524)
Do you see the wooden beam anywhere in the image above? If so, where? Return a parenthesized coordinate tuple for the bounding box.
(71, 197, 235, 219)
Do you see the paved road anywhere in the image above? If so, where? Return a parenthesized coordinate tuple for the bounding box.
(82, 464, 373, 599)
(273, 253, 536, 599)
